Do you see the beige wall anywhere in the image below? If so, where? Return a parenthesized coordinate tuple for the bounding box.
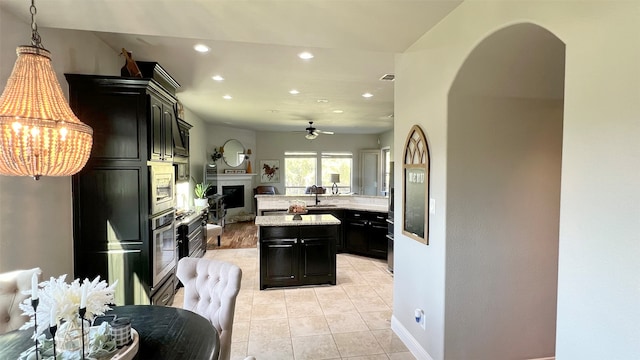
(0, 10, 120, 277)
(394, 1, 640, 359)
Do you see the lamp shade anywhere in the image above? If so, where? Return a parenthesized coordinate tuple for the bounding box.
(0, 46, 93, 179)
(330, 173, 340, 183)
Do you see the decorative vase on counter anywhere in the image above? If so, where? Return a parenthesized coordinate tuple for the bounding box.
(194, 198, 209, 208)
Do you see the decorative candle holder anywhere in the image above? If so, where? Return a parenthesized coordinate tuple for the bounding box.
(79, 307, 87, 359)
(49, 324, 58, 358)
(31, 298, 39, 359)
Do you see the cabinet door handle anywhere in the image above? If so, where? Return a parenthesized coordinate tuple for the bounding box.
(290, 275, 295, 279)
(376, 216, 385, 220)
(301, 240, 305, 244)
(160, 293, 170, 304)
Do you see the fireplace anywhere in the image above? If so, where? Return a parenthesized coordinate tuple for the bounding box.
(213, 173, 257, 221)
(222, 185, 244, 209)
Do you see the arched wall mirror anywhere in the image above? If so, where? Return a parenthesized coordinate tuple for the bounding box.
(222, 139, 246, 167)
(403, 125, 430, 245)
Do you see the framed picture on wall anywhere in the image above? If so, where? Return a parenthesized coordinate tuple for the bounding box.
(260, 160, 280, 183)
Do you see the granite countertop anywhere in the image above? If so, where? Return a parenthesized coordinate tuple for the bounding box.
(176, 207, 206, 226)
(255, 214, 341, 226)
(258, 204, 388, 213)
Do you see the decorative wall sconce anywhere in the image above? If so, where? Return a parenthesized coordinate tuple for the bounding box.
(245, 149, 252, 173)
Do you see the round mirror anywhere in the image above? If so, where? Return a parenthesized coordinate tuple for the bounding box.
(222, 139, 246, 167)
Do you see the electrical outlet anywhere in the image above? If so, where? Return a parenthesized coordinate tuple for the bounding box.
(414, 308, 426, 330)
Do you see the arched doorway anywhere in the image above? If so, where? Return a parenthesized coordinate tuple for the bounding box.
(445, 23, 565, 359)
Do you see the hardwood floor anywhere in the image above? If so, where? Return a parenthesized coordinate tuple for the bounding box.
(207, 221, 258, 250)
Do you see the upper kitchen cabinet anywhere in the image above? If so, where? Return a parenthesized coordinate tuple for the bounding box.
(174, 118, 192, 159)
(150, 95, 174, 162)
(66, 73, 179, 164)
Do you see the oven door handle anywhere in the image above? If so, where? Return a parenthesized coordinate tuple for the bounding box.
(154, 221, 175, 233)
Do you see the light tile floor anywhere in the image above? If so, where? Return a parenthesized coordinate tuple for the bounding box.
(173, 248, 416, 360)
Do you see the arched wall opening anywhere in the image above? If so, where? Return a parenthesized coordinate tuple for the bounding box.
(445, 23, 565, 359)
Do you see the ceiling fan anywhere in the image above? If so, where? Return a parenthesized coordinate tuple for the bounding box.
(304, 121, 334, 140)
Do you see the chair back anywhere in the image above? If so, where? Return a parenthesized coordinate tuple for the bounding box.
(0, 268, 41, 334)
(254, 186, 277, 195)
(177, 258, 241, 360)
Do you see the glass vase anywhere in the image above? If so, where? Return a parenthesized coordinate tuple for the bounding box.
(54, 317, 90, 357)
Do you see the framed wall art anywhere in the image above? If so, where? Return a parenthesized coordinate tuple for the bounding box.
(403, 125, 430, 244)
(260, 160, 280, 183)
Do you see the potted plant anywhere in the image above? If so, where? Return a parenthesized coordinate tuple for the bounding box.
(193, 180, 212, 208)
(208, 147, 224, 168)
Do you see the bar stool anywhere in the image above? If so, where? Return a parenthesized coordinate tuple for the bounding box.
(206, 223, 223, 247)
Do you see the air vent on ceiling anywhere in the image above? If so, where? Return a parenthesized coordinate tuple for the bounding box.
(379, 74, 395, 81)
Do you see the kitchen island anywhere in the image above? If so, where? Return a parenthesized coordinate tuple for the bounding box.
(255, 214, 340, 290)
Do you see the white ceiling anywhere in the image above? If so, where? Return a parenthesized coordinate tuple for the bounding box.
(0, 0, 462, 135)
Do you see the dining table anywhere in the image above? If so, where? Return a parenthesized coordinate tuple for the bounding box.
(0, 304, 220, 360)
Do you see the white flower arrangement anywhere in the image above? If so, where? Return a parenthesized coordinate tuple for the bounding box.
(19, 274, 117, 337)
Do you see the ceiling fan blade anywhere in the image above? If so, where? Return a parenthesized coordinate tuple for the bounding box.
(317, 130, 334, 135)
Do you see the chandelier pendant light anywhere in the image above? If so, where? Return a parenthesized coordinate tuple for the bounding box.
(0, 0, 93, 180)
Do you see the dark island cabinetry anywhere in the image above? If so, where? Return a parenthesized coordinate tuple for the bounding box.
(260, 225, 337, 290)
(66, 73, 179, 305)
(345, 210, 388, 259)
(306, 208, 345, 252)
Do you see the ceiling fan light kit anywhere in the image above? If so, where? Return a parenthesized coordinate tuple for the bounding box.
(304, 121, 333, 140)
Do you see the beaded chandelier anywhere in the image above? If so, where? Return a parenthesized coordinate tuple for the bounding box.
(0, 0, 92, 180)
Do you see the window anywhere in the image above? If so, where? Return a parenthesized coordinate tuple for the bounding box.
(321, 152, 352, 194)
(284, 151, 352, 194)
(284, 152, 317, 195)
(381, 147, 391, 195)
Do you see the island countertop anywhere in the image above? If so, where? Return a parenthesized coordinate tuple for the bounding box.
(255, 214, 341, 226)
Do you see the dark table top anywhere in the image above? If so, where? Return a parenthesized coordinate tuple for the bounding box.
(0, 305, 220, 360)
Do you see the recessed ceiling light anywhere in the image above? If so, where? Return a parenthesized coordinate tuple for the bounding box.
(298, 52, 314, 60)
(317, 99, 329, 103)
(212, 75, 224, 81)
(362, 93, 374, 98)
(194, 44, 210, 53)
(223, 95, 232, 100)
(333, 109, 344, 114)
(289, 89, 300, 95)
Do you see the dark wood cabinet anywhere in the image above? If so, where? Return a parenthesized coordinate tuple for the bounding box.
(150, 95, 174, 162)
(174, 118, 191, 158)
(260, 225, 337, 289)
(306, 208, 345, 252)
(262, 238, 299, 288)
(345, 210, 388, 259)
(66, 73, 180, 305)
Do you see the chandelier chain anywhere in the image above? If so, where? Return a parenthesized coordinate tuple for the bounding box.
(29, 0, 42, 48)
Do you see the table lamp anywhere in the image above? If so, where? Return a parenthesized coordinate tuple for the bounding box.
(330, 174, 340, 194)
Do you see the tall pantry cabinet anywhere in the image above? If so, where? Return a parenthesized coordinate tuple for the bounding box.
(66, 71, 179, 305)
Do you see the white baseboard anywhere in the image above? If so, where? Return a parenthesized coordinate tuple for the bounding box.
(390, 315, 556, 360)
(391, 315, 434, 360)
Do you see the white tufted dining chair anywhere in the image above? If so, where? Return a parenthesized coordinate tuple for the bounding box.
(176, 257, 242, 360)
(0, 267, 42, 335)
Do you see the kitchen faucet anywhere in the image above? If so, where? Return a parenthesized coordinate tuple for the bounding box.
(310, 185, 320, 205)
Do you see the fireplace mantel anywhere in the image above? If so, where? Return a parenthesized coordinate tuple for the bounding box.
(216, 173, 257, 181)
